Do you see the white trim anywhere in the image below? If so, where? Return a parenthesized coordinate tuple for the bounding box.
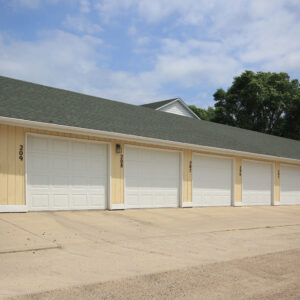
(232, 158, 236, 206)
(179, 151, 184, 207)
(157, 98, 201, 120)
(124, 144, 182, 209)
(124, 143, 182, 154)
(0, 205, 28, 212)
(192, 152, 234, 207)
(124, 145, 127, 209)
(280, 163, 300, 168)
(108, 143, 112, 210)
(110, 203, 125, 210)
(25, 132, 29, 211)
(156, 99, 179, 110)
(25, 132, 111, 211)
(272, 162, 276, 205)
(233, 202, 243, 207)
(182, 202, 193, 208)
(1, 116, 300, 165)
(273, 201, 280, 206)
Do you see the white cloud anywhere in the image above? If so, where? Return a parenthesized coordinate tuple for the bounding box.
(95, 0, 300, 75)
(10, 0, 58, 9)
(0, 31, 102, 89)
(79, 0, 90, 13)
(10, 0, 41, 9)
(1, 0, 300, 107)
(0, 30, 163, 103)
(154, 38, 242, 88)
(63, 15, 102, 34)
(127, 25, 137, 36)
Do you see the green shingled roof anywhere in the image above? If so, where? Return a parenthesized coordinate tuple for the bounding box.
(1, 76, 300, 160)
(141, 98, 178, 109)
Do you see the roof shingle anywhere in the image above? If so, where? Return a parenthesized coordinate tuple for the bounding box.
(1, 76, 300, 160)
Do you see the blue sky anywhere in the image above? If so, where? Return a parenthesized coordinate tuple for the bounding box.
(1, 0, 300, 107)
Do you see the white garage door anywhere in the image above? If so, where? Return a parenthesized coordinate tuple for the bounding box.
(242, 161, 272, 206)
(280, 165, 300, 205)
(125, 146, 180, 208)
(27, 135, 108, 211)
(192, 155, 233, 206)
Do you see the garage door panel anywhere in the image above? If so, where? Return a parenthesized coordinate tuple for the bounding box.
(30, 137, 48, 152)
(28, 174, 50, 188)
(193, 155, 232, 207)
(88, 194, 106, 208)
(29, 153, 49, 173)
(125, 146, 180, 208)
(31, 194, 49, 208)
(280, 166, 300, 205)
(52, 139, 69, 153)
(242, 161, 272, 206)
(27, 135, 108, 211)
(126, 192, 139, 208)
(52, 176, 69, 188)
(71, 194, 88, 207)
(51, 155, 69, 171)
(71, 141, 87, 155)
(53, 195, 69, 208)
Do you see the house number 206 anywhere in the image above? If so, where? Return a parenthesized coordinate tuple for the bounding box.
(19, 145, 24, 161)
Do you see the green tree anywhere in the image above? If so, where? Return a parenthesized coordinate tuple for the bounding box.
(283, 97, 300, 140)
(213, 70, 300, 138)
(189, 105, 215, 121)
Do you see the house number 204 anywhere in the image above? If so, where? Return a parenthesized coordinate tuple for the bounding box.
(19, 145, 24, 161)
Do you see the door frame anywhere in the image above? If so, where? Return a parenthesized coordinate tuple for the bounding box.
(192, 152, 235, 207)
(25, 132, 111, 211)
(124, 144, 183, 209)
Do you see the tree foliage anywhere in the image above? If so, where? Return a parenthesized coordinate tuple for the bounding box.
(190, 71, 300, 140)
(189, 105, 215, 121)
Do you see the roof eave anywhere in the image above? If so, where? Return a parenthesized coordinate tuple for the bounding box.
(1, 116, 299, 165)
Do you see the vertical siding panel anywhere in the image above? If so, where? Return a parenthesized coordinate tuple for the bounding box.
(0, 125, 8, 204)
(235, 157, 242, 203)
(7, 126, 16, 204)
(187, 151, 193, 203)
(183, 150, 192, 203)
(111, 143, 118, 204)
(110, 142, 124, 205)
(183, 151, 188, 203)
(15, 127, 25, 205)
(120, 143, 124, 204)
(274, 162, 280, 203)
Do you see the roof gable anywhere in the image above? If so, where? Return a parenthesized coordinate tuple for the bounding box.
(141, 98, 200, 119)
(141, 98, 177, 109)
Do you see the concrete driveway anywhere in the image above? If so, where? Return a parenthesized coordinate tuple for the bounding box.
(0, 206, 300, 300)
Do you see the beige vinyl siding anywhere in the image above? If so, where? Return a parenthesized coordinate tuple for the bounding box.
(0, 125, 25, 205)
(111, 142, 124, 205)
(235, 157, 242, 203)
(274, 162, 280, 203)
(1, 124, 300, 208)
(183, 150, 192, 203)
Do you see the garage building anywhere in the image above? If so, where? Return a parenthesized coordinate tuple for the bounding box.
(0, 76, 300, 212)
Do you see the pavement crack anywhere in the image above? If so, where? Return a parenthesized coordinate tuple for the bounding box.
(115, 223, 300, 242)
(0, 217, 59, 246)
(119, 244, 173, 257)
(0, 245, 62, 255)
